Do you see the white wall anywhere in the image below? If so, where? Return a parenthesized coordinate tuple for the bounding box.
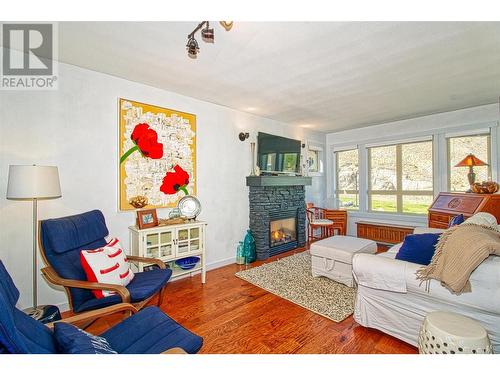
(326, 104, 500, 235)
(0, 61, 326, 309)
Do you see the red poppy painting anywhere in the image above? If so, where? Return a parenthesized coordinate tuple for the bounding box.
(120, 123, 164, 164)
(119, 99, 196, 210)
(160, 165, 190, 195)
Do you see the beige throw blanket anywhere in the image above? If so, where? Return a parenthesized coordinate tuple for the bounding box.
(416, 224, 500, 294)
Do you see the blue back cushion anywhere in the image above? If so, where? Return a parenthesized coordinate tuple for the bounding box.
(40, 210, 109, 311)
(448, 214, 465, 228)
(0, 261, 57, 354)
(53, 323, 116, 354)
(395, 233, 441, 265)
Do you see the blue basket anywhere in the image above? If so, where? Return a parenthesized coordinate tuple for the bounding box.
(175, 256, 200, 270)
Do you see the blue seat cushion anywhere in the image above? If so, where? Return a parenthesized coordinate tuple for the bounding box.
(74, 268, 173, 313)
(102, 306, 203, 354)
(395, 233, 441, 265)
(53, 322, 117, 354)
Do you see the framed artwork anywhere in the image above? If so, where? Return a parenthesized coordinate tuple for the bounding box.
(307, 149, 319, 173)
(118, 98, 196, 211)
(136, 209, 158, 229)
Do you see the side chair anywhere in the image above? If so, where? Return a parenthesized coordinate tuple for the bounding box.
(0, 261, 203, 354)
(38, 209, 171, 315)
(306, 204, 348, 242)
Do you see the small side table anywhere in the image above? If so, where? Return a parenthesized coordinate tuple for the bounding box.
(418, 311, 493, 354)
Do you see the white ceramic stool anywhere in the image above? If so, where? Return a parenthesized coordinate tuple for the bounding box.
(418, 311, 493, 354)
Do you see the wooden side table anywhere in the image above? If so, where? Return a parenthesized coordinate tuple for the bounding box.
(324, 209, 347, 236)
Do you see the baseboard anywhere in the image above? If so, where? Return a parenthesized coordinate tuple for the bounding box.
(206, 256, 236, 270)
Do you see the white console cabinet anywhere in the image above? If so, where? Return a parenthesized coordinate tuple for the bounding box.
(128, 221, 207, 283)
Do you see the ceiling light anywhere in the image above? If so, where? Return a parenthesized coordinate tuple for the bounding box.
(186, 21, 233, 59)
(220, 21, 233, 31)
(186, 37, 199, 59)
(201, 22, 214, 43)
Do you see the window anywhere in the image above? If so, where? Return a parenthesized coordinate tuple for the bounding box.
(335, 149, 359, 210)
(368, 140, 433, 214)
(448, 133, 491, 192)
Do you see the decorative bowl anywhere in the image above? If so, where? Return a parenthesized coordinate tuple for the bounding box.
(175, 256, 200, 270)
(177, 195, 202, 219)
(471, 181, 499, 194)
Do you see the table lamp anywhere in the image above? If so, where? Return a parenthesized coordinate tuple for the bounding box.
(454, 154, 488, 192)
(6, 165, 61, 318)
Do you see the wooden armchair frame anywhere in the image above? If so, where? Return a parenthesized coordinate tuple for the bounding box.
(306, 204, 334, 241)
(38, 222, 168, 314)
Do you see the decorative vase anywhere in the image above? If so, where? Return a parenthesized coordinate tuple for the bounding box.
(243, 229, 257, 264)
(236, 241, 245, 265)
(250, 142, 257, 176)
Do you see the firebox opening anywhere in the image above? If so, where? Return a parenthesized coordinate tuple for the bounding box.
(270, 217, 297, 248)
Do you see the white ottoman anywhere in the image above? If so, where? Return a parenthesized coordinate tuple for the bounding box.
(310, 236, 377, 287)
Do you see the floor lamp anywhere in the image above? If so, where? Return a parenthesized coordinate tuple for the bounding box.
(6, 165, 62, 319)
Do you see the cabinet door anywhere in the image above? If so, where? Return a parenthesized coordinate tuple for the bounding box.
(175, 226, 203, 256)
(145, 232, 160, 258)
(158, 229, 175, 260)
(189, 226, 202, 253)
(176, 228, 190, 255)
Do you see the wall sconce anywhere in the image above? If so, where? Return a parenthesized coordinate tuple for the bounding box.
(239, 132, 249, 141)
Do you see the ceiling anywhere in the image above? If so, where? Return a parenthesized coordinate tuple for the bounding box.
(57, 22, 500, 133)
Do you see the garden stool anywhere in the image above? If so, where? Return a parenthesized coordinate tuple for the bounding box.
(418, 311, 493, 354)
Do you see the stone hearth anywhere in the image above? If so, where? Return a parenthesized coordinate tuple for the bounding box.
(248, 179, 309, 260)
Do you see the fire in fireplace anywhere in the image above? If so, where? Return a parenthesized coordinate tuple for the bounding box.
(270, 217, 297, 248)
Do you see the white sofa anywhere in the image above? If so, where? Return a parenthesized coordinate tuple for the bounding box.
(352, 227, 500, 353)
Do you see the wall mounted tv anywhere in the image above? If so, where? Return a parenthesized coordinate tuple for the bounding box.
(257, 132, 302, 175)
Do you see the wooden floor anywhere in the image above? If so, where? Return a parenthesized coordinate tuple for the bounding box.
(84, 247, 417, 354)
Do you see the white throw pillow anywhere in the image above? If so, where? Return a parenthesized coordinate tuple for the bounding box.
(80, 238, 135, 299)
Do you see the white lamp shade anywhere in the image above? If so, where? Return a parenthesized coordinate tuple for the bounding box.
(6, 165, 62, 200)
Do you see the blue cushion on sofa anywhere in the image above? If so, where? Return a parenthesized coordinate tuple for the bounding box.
(53, 322, 117, 354)
(448, 214, 465, 227)
(395, 233, 441, 265)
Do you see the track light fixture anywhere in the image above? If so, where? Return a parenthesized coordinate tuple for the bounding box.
(186, 37, 199, 59)
(201, 22, 214, 43)
(186, 21, 233, 58)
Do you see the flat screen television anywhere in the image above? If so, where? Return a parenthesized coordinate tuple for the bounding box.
(257, 132, 301, 174)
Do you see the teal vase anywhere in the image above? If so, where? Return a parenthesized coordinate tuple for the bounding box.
(243, 230, 257, 264)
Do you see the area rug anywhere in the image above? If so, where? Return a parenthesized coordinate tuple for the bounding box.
(235, 252, 355, 322)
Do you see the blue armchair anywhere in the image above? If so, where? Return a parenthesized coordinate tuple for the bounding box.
(39, 210, 171, 313)
(0, 261, 203, 354)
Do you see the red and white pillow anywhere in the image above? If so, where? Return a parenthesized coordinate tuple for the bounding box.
(80, 237, 135, 299)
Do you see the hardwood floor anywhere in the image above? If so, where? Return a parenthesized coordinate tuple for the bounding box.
(81, 246, 417, 354)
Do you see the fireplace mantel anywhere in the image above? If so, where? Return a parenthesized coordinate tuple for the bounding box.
(246, 175, 312, 187)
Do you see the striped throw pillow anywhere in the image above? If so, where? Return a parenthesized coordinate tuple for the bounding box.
(80, 238, 135, 299)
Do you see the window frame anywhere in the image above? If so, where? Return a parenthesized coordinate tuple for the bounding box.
(334, 148, 360, 210)
(446, 132, 492, 192)
(367, 140, 434, 215)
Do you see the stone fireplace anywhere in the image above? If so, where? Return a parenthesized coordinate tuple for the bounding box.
(247, 176, 311, 260)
